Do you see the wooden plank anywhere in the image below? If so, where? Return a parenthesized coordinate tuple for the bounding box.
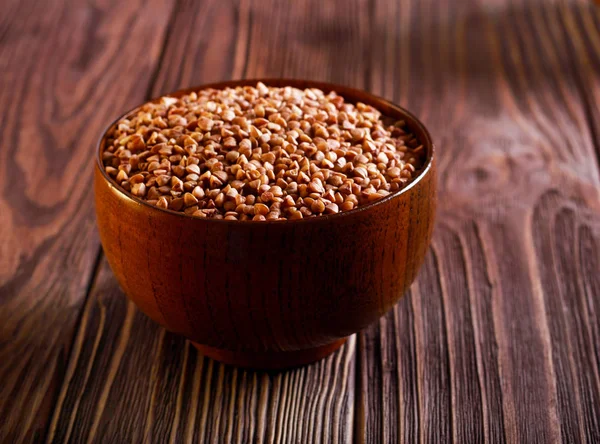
(358, 0, 600, 442)
(0, 0, 174, 441)
(50, 0, 369, 441)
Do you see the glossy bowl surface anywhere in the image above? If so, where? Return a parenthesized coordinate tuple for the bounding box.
(94, 79, 436, 369)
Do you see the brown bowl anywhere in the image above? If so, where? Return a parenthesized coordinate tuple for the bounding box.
(94, 79, 436, 369)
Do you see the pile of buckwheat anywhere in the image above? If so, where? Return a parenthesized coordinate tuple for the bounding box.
(102, 83, 424, 220)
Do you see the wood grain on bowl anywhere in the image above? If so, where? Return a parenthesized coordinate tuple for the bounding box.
(94, 80, 436, 368)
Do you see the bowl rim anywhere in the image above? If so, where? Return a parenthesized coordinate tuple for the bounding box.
(96, 78, 435, 225)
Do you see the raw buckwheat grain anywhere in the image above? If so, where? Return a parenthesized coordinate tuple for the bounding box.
(102, 83, 424, 221)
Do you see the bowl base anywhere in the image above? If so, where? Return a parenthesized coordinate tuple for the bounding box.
(191, 338, 348, 370)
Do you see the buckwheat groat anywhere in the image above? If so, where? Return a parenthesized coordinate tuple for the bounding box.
(102, 83, 424, 220)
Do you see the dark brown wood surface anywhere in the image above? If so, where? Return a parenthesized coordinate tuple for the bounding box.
(1, 0, 599, 442)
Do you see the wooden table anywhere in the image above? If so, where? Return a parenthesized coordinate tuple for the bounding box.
(2, 0, 600, 442)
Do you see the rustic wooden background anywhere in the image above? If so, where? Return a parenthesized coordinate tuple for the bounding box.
(1, 0, 600, 442)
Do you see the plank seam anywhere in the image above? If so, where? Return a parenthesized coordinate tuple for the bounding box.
(42, 246, 103, 443)
(145, 0, 181, 99)
(353, 334, 363, 444)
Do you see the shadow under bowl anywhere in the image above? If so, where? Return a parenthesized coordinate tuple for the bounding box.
(94, 79, 436, 369)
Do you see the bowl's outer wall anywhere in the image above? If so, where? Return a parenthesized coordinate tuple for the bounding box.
(94, 80, 437, 352)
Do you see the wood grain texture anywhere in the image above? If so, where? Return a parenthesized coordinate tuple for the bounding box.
(4, 0, 600, 442)
(358, 0, 600, 443)
(47, 258, 356, 443)
(0, 0, 174, 441)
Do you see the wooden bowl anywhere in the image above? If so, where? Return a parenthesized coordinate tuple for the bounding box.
(94, 79, 436, 369)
